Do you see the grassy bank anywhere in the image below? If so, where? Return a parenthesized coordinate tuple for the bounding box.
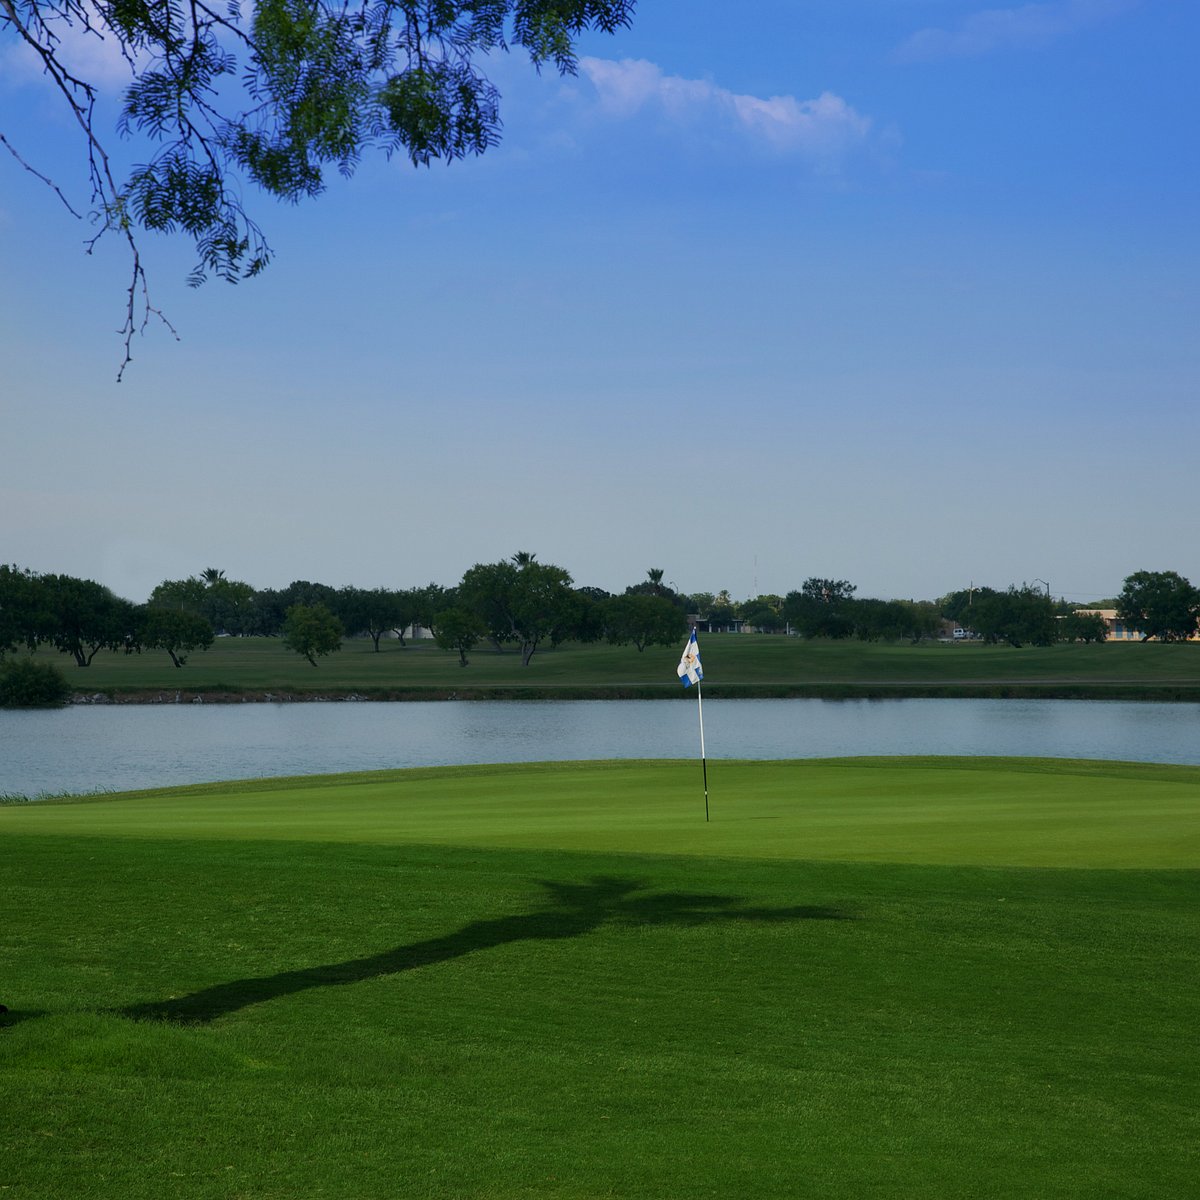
(29, 634, 1200, 701)
(2, 758, 1197, 1197)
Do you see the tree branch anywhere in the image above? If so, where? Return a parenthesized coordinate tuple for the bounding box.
(0, 131, 83, 218)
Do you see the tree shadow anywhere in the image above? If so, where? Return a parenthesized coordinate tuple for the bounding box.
(122, 877, 852, 1026)
(0, 1007, 45, 1030)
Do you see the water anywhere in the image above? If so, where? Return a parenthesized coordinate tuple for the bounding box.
(2, 698, 1199, 799)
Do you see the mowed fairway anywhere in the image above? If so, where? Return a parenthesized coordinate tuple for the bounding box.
(2, 759, 1198, 1198)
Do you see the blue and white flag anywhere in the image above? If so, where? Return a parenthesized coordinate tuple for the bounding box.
(677, 628, 703, 687)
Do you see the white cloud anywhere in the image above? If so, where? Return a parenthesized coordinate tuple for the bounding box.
(2, 6, 144, 92)
(579, 57, 873, 166)
(895, 0, 1133, 63)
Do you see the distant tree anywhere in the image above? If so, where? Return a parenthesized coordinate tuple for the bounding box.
(40, 574, 137, 666)
(603, 594, 688, 652)
(970, 586, 1057, 648)
(150, 576, 209, 614)
(282, 603, 344, 667)
(152, 573, 254, 633)
(205, 578, 256, 634)
(510, 561, 576, 665)
(708, 589, 739, 630)
(572, 586, 612, 644)
(244, 588, 288, 636)
(623, 573, 686, 609)
(803, 578, 856, 604)
(511, 551, 538, 568)
(138, 607, 215, 667)
(896, 600, 942, 643)
(1059, 612, 1109, 644)
(938, 586, 1001, 627)
(738, 595, 785, 633)
(458, 560, 520, 649)
(406, 584, 447, 641)
(782, 578, 857, 639)
(0, 564, 46, 654)
(1116, 571, 1200, 642)
(847, 598, 902, 642)
(458, 556, 575, 665)
(281, 580, 340, 612)
(337, 586, 410, 651)
(434, 607, 486, 666)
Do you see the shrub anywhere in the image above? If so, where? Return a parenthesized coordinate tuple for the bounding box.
(0, 658, 73, 708)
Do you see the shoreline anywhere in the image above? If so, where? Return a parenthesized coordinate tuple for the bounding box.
(69, 683, 1200, 704)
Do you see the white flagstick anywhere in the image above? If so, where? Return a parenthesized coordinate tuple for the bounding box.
(677, 627, 708, 821)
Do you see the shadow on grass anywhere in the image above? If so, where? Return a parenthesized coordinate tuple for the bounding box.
(123, 877, 852, 1026)
(0, 1007, 46, 1030)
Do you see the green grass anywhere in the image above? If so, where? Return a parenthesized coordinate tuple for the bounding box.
(6, 758, 1200, 868)
(2, 758, 1197, 1197)
(34, 634, 1200, 700)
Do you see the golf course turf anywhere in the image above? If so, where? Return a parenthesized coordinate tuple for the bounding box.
(31, 634, 1200, 701)
(2, 757, 1197, 1197)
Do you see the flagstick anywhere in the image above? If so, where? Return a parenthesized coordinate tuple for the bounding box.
(696, 678, 709, 822)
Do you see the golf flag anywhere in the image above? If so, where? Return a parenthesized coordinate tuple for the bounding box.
(677, 628, 703, 687)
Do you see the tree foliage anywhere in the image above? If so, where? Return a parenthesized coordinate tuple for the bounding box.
(2, 0, 635, 371)
(407, 583, 447, 640)
(139, 606, 215, 667)
(603, 594, 686, 652)
(938, 586, 998, 627)
(281, 601, 344, 665)
(458, 559, 521, 647)
(337, 586, 413, 651)
(622, 570, 687, 610)
(782, 578, 858, 640)
(968, 586, 1057, 648)
(433, 605, 485, 666)
(508, 559, 576, 665)
(0, 656, 73, 708)
(1116, 571, 1200, 642)
(570, 585, 611, 644)
(1059, 611, 1109, 644)
(457, 553, 575, 664)
(38, 573, 136, 666)
(0, 564, 45, 654)
(707, 589, 739, 630)
(151, 572, 255, 634)
(738, 595, 785, 634)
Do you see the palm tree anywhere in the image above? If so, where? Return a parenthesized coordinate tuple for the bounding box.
(647, 567, 664, 594)
(511, 551, 537, 569)
(200, 567, 226, 588)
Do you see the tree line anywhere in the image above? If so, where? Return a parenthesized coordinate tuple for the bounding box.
(3, 559, 1198, 683)
(0, 556, 694, 673)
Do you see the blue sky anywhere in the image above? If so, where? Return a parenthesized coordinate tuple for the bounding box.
(2, 0, 1196, 604)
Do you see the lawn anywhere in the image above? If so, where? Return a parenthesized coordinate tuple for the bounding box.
(1, 758, 1197, 1197)
(31, 634, 1200, 699)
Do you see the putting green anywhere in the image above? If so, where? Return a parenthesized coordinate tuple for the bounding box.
(4, 756, 1198, 868)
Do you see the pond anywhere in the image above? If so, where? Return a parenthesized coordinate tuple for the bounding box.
(3, 698, 1200, 799)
